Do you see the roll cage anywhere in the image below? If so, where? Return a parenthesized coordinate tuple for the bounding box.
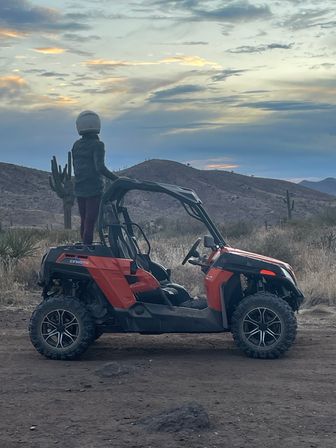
(98, 177, 226, 253)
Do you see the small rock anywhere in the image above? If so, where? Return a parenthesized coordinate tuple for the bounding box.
(30, 426, 37, 431)
(138, 402, 210, 433)
(95, 361, 148, 378)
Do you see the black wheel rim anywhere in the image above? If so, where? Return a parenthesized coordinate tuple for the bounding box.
(242, 307, 282, 348)
(41, 309, 80, 349)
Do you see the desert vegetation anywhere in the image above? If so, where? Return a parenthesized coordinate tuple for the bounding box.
(1, 210, 336, 308)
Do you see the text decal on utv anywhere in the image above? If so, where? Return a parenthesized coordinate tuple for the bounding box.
(29, 177, 304, 360)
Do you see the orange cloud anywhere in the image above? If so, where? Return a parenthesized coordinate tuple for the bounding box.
(0, 28, 26, 39)
(206, 163, 239, 170)
(33, 47, 66, 55)
(54, 95, 78, 105)
(86, 59, 128, 67)
(161, 55, 220, 68)
(86, 55, 221, 69)
(0, 75, 28, 89)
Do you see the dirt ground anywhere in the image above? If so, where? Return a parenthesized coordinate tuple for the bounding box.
(1, 306, 336, 448)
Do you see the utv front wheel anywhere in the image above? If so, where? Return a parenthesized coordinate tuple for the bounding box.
(231, 293, 297, 359)
(29, 297, 95, 360)
(93, 328, 104, 341)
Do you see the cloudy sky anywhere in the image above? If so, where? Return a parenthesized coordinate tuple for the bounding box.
(0, 0, 335, 180)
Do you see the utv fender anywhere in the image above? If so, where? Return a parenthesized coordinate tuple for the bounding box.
(222, 273, 304, 324)
(221, 274, 243, 326)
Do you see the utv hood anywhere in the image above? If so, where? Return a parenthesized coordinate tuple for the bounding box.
(214, 246, 297, 284)
(223, 247, 292, 271)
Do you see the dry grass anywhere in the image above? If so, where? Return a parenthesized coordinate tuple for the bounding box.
(0, 229, 80, 307)
(1, 220, 336, 308)
(229, 225, 336, 307)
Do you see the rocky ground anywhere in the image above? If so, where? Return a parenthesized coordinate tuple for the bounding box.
(0, 307, 336, 448)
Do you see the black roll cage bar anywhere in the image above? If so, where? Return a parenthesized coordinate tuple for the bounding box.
(98, 177, 226, 247)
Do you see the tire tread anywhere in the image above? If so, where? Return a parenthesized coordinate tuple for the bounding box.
(29, 296, 95, 360)
(231, 293, 297, 359)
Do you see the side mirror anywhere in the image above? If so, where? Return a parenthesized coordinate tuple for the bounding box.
(204, 235, 216, 249)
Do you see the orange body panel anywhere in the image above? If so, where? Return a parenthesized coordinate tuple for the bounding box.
(128, 270, 161, 295)
(204, 267, 233, 311)
(56, 254, 160, 309)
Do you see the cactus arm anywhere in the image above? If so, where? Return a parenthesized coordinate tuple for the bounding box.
(50, 156, 66, 197)
(61, 164, 68, 182)
(49, 154, 74, 229)
(49, 176, 57, 192)
(68, 151, 72, 178)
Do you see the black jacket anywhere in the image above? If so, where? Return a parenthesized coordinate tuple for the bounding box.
(71, 133, 118, 198)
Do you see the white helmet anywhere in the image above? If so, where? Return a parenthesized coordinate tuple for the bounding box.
(76, 110, 101, 135)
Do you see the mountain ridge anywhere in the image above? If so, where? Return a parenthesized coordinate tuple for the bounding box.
(0, 159, 334, 227)
(300, 178, 336, 196)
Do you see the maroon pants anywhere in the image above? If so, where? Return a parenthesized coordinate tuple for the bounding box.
(77, 196, 101, 245)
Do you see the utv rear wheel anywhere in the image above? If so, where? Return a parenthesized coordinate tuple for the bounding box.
(29, 297, 95, 360)
(231, 293, 297, 359)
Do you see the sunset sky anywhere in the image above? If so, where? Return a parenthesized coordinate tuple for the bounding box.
(0, 0, 335, 180)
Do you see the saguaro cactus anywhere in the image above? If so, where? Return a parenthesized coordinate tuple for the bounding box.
(283, 189, 295, 220)
(49, 152, 74, 229)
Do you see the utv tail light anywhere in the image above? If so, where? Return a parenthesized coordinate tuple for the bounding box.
(260, 269, 276, 276)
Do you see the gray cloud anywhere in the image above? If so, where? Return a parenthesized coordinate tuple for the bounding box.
(179, 41, 208, 45)
(62, 33, 101, 42)
(0, 97, 335, 181)
(310, 62, 335, 70)
(40, 72, 70, 78)
(211, 68, 248, 82)
(238, 100, 335, 111)
(191, 1, 271, 22)
(113, 0, 272, 23)
(150, 84, 206, 102)
(0, 77, 29, 101)
(149, 83, 240, 104)
(99, 100, 336, 179)
(157, 41, 209, 46)
(148, 0, 199, 8)
(148, 95, 239, 105)
(228, 43, 294, 54)
(282, 8, 334, 30)
(0, 0, 89, 32)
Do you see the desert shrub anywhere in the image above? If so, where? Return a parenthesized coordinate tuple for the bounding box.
(236, 229, 296, 267)
(220, 221, 255, 239)
(45, 229, 80, 245)
(0, 230, 39, 267)
(13, 258, 39, 290)
(316, 207, 336, 226)
(284, 219, 314, 243)
(144, 218, 203, 238)
(298, 247, 336, 307)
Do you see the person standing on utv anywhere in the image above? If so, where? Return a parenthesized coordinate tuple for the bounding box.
(72, 110, 118, 245)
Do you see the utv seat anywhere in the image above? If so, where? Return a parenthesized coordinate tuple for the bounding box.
(107, 223, 207, 309)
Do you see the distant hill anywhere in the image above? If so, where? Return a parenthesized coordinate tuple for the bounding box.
(0, 162, 66, 228)
(0, 159, 334, 228)
(121, 160, 334, 224)
(300, 178, 336, 196)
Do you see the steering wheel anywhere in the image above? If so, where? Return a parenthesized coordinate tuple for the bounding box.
(182, 238, 202, 265)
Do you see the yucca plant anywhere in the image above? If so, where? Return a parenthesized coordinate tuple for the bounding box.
(0, 230, 39, 268)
